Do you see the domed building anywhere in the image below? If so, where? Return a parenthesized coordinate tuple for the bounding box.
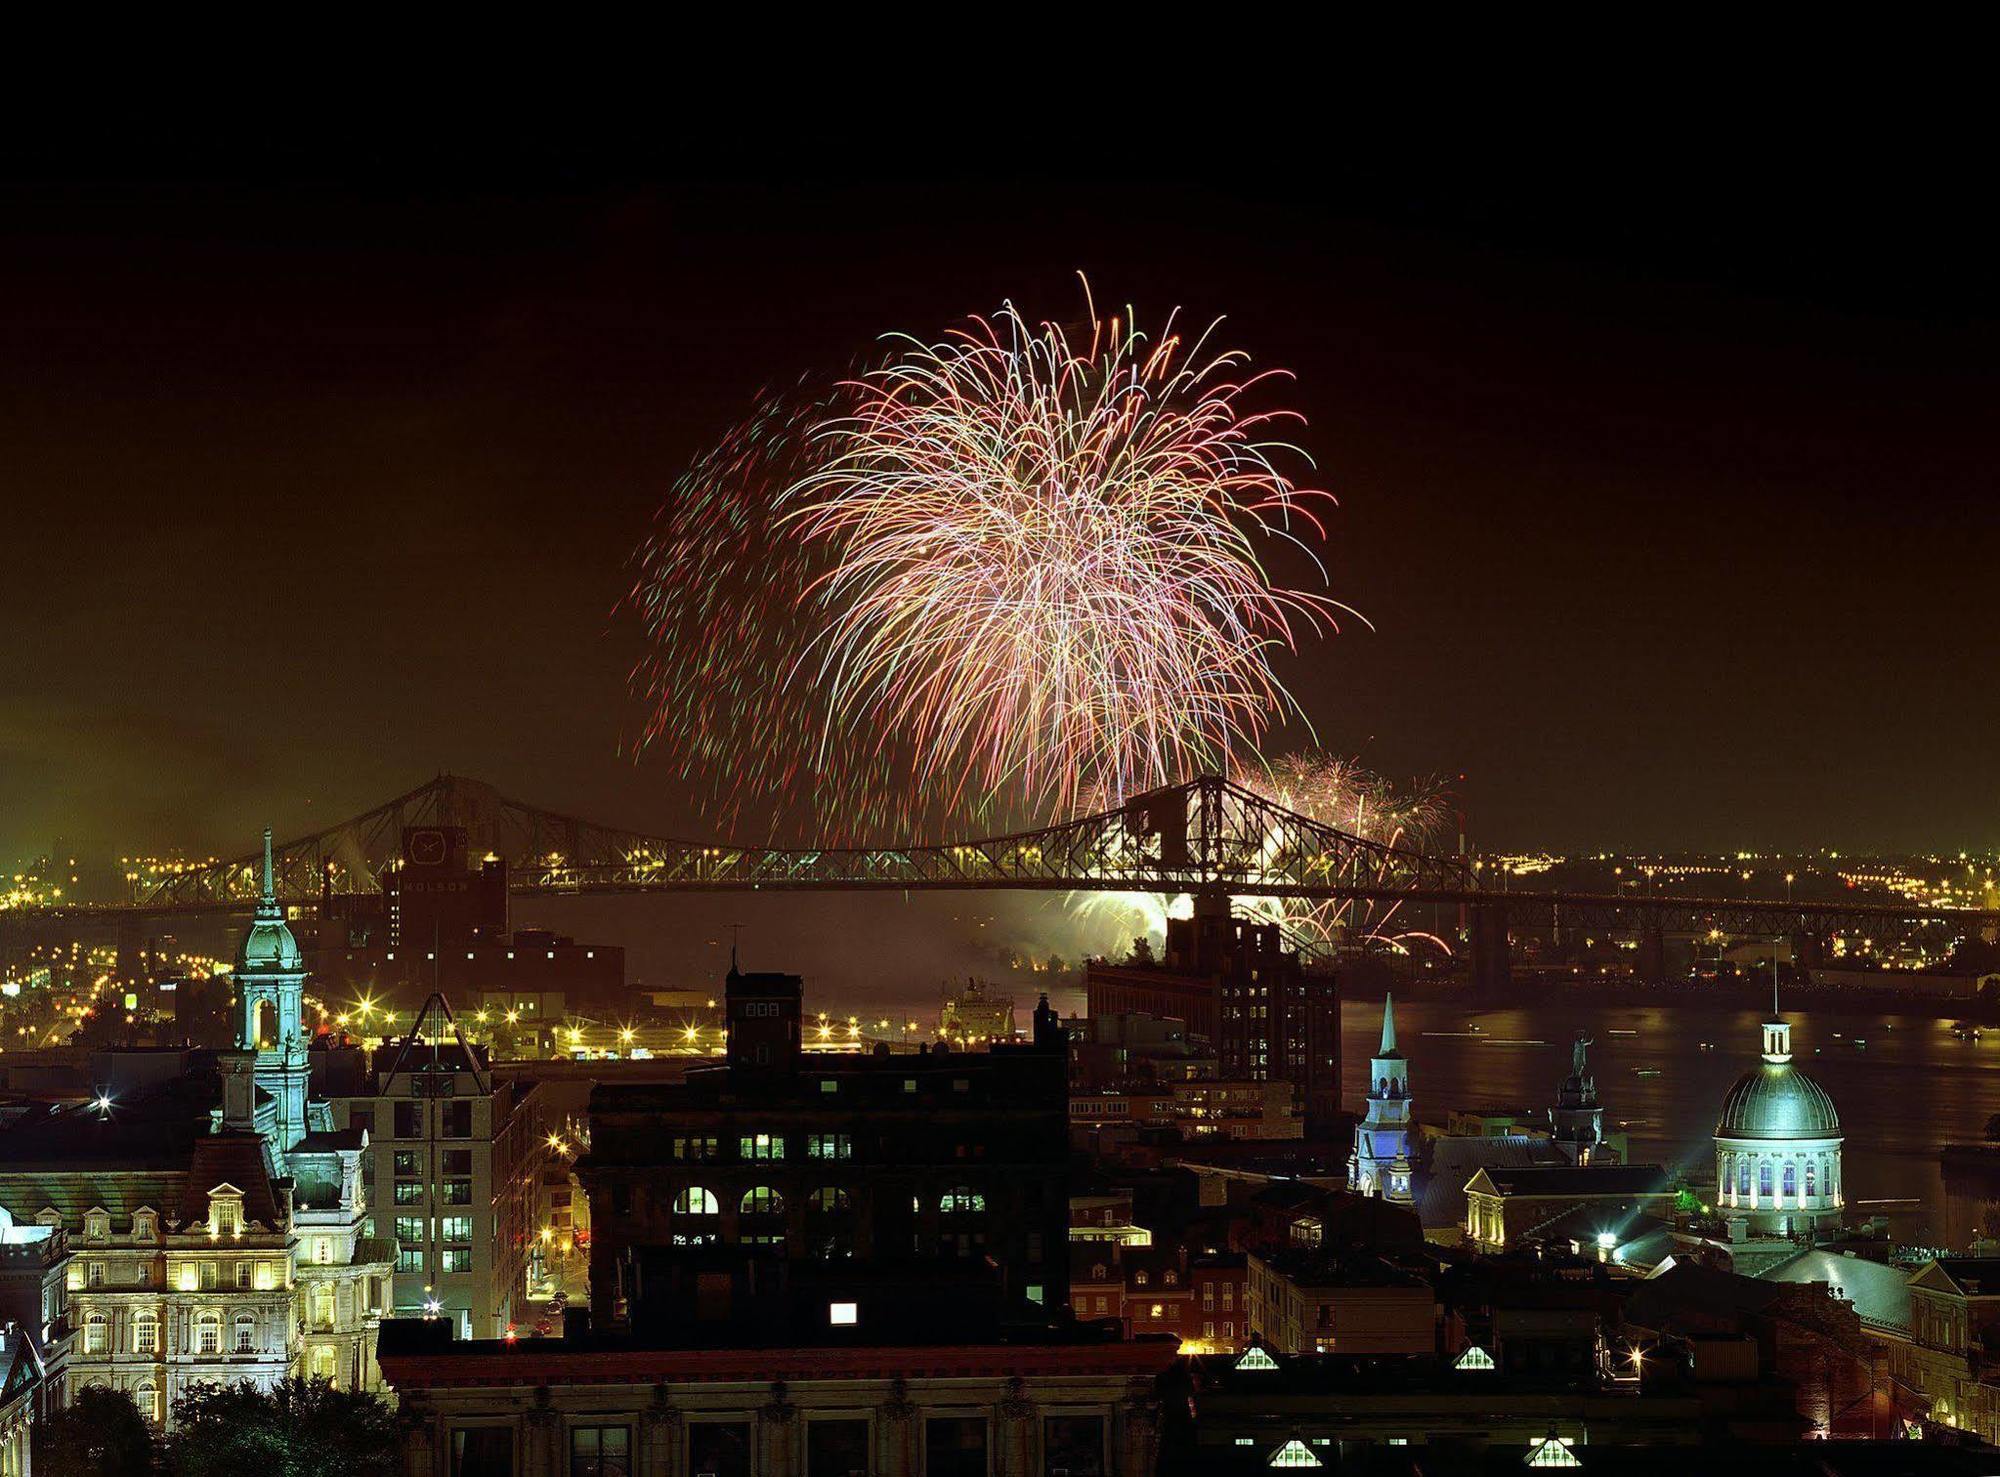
(1714, 1001, 1843, 1238)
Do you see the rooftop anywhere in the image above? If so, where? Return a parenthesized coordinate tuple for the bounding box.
(1715, 1061, 1841, 1142)
(1251, 1247, 1431, 1291)
(1762, 1248, 1912, 1332)
(1470, 1164, 1674, 1198)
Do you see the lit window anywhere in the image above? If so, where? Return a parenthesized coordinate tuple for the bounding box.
(84, 1313, 107, 1353)
(829, 1301, 858, 1325)
(673, 1187, 719, 1216)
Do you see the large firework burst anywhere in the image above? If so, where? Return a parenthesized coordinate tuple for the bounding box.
(1233, 753, 1452, 955)
(628, 284, 1352, 839)
(1073, 754, 1453, 959)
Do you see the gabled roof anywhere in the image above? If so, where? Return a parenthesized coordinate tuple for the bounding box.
(1623, 1262, 1787, 1333)
(0, 1332, 42, 1405)
(1417, 1134, 1567, 1229)
(1930, 1258, 2000, 1298)
(1762, 1248, 1913, 1332)
(1466, 1164, 1673, 1199)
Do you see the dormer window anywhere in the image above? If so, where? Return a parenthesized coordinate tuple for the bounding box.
(133, 1210, 158, 1242)
(206, 1185, 247, 1240)
(84, 1210, 110, 1242)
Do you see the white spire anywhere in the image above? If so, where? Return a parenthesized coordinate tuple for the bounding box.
(261, 826, 275, 903)
(1380, 991, 1397, 1055)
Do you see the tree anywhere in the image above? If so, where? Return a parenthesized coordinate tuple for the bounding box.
(166, 1376, 400, 1477)
(33, 1385, 155, 1477)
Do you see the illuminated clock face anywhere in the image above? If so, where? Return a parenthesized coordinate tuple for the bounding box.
(408, 830, 448, 866)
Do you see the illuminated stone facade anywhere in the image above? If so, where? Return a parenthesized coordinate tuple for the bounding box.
(0, 831, 393, 1430)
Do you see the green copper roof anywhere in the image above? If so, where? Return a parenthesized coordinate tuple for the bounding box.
(1716, 1061, 1840, 1141)
(236, 826, 303, 974)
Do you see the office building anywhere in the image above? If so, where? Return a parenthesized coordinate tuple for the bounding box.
(319, 998, 544, 1340)
(579, 959, 1070, 1331)
(1085, 904, 1338, 1127)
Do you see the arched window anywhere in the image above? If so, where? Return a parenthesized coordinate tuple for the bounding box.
(254, 998, 277, 1049)
(1134, 1270, 1149, 1287)
(311, 1345, 337, 1381)
(1736, 1159, 1750, 1196)
(1091, 1263, 1107, 1281)
(939, 1187, 985, 1214)
(313, 1285, 335, 1329)
(673, 1187, 719, 1216)
(1804, 1162, 1817, 1198)
(1758, 1162, 1773, 1198)
(235, 1313, 257, 1353)
(1164, 1271, 1179, 1286)
(197, 1313, 221, 1355)
(84, 1313, 107, 1354)
(808, 1187, 850, 1214)
(1781, 1164, 1797, 1198)
(135, 1312, 159, 1354)
(136, 1381, 161, 1424)
(740, 1186, 784, 1215)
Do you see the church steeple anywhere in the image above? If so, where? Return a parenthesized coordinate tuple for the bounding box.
(1349, 994, 1414, 1205)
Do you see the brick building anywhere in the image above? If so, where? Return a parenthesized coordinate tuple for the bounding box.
(579, 962, 1071, 1331)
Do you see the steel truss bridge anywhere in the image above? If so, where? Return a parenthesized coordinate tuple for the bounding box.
(6, 774, 1996, 987)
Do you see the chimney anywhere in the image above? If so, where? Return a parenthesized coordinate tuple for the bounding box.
(218, 1049, 257, 1131)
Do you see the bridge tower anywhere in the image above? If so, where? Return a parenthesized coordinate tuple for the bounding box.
(1636, 917, 1666, 985)
(1469, 903, 1511, 995)
(234, 828, 310, 1151)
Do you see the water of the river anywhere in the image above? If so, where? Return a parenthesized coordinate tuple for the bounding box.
(1341, 996, 1999, 1243)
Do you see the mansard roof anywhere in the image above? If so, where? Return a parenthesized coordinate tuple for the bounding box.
(177, 1134, 285, 1229)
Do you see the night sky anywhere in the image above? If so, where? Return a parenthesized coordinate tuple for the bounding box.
(5, 145, 1994, 861)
